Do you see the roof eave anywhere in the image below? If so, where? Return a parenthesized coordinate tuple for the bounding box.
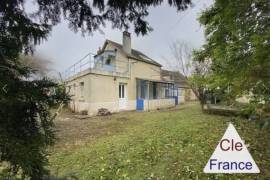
(127, 55, 162, 67)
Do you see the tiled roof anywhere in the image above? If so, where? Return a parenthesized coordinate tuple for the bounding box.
(161, 69, 189, 88)
(105, 40, 162, 67)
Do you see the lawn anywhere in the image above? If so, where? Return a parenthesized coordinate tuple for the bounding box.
(49, 103, 270, 179)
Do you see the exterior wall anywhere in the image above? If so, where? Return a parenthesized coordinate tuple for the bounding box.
(130, 59, 161, 81)
(178, 96, 185, 104)
(105, 43, 130, 75)
(67, 72, 137, 115)
(144, 99, 175, 111)
(66, 41, 175, 116)
(177, 88, 186, 104)
(66, 73, 92, 104)
(184, 89, 197, 101)
(128, 58, 162, 102)
(189, 90, 197, 101)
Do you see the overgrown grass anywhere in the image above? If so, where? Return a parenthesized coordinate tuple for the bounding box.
(49, 103, 270, 179)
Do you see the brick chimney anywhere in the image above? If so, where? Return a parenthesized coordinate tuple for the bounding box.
(122, 31, 131, 54)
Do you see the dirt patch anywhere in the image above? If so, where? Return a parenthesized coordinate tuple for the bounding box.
(52, 104, 193, 149)
(53, 110, 133, 149)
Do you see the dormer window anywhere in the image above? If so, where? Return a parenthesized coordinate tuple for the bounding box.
(105, 57, 111, 65)
(93, 50, 116, 71)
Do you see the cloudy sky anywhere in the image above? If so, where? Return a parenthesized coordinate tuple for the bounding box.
(33, 0, 213, 73)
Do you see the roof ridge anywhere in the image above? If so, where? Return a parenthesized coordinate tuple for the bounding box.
(107, 40, 146, 53)
(105, 39, 162, 67)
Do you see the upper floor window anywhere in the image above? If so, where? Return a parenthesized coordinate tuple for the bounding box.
(105, 57, 112, 65)
(94, 50, 116, 70)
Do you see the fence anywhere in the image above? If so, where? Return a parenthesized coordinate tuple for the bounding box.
(63, 52, 95, 79)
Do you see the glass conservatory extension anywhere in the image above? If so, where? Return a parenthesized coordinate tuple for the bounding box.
(136, 78, 179, 110)
(136, 79, 177, 100)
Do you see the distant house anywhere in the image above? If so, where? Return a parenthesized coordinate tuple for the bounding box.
(65, 31, 188, 115)
(161, 70, 197, 103)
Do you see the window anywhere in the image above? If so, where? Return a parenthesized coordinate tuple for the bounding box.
(119, 84, 125, 98)
(152, 82, 157, 99)
(136, 80, 148, 99)
(122, 85, 125, 98)
(105, 57, 111, 65)
(119, 84, 121, 98)
(165, 88, 169, 98)
(79, 82, 84, 97)
(165, 84, 174, 98)
(178, 88, 182, 96)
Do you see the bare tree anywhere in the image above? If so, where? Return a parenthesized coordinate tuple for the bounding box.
(165, 40, 211, 108)
(190, 57, 212, 107)
(166, 40, 193, 78)
(19, 54, 52, 78)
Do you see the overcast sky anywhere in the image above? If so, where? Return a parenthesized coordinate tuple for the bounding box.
(33, 0, 213, 73)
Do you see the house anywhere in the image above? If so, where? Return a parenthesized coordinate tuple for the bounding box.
(65, 31, 185, 115)
(161, 70, 197, 103)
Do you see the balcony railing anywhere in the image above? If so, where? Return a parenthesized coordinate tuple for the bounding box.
(63, 52, 130, 80)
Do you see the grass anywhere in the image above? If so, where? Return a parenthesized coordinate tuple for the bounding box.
(49, 103, 270, 179)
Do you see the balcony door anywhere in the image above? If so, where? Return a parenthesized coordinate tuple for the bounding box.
(119, 83, 127, 110)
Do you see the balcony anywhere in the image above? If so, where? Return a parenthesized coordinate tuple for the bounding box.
(63, 51, 130, 80)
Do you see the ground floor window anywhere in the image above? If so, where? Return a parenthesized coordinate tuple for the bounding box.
(80, 82, 84, 97)
(136, 79, 175, 100)
(119, 84, 125, 98)
(136, 80, 148, 99)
